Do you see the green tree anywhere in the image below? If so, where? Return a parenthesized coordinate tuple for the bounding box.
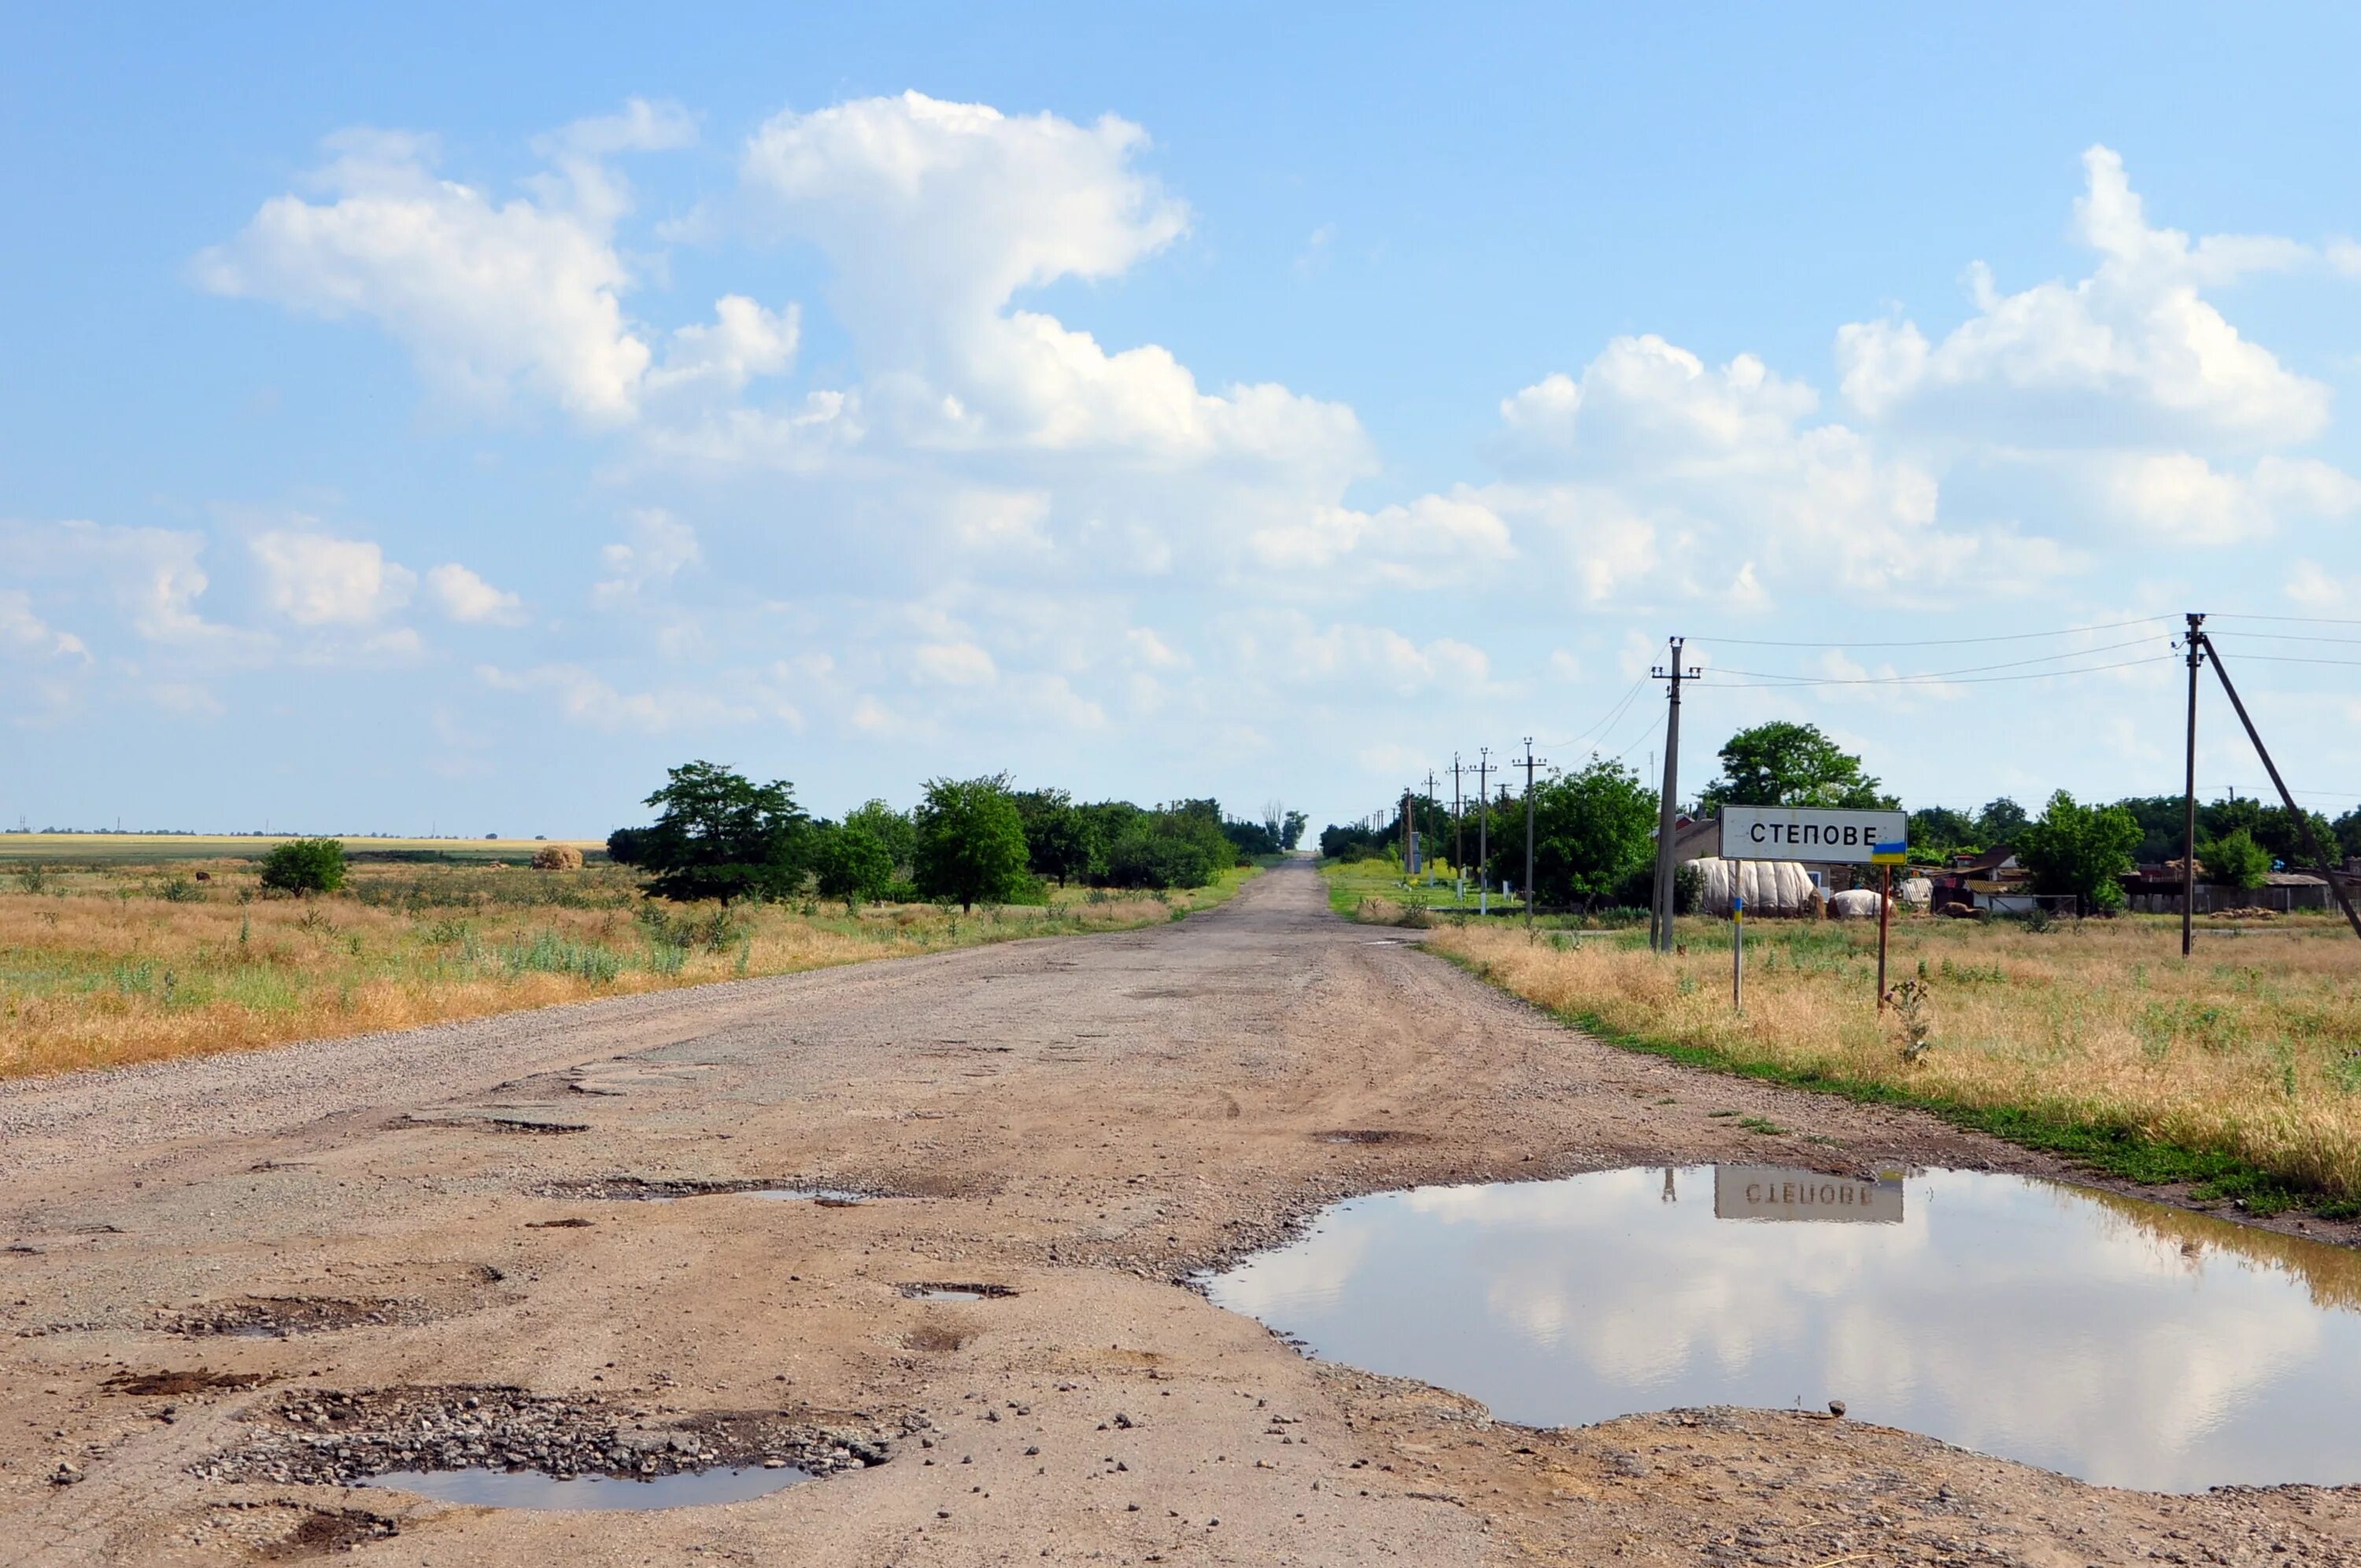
(843, 799, 916, 879)
(2336, 806, 2361, 861)
(2197, 827, 2272, 891)
(1699, 721, 1894, 812)
(1280, 810, 1308, 851)
(629, 760, 811, 904)
(1906, 806, 1977, 859)
(1013, 788, 1102, 886)
(260, 837, 345, 895)
(2014, 790, 2141, 913)
(2199, 797, 2335, 872)
(1487, 760, 1658, 909)
(811, 822, 896, 909)
(914, 774, 1033, 911)
(1104, 800, 1233, 889)
(1975, 797, 2029, 847)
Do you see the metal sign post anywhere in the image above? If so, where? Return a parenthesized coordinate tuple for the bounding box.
(1731, 894, 1745, 1012)
(1875, 863, 1893, 1009)
(1718, 805, 1909, 1009)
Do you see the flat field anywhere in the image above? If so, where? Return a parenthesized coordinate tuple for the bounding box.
(1387, 884, 2361, 1205)
(0, 833, 596, 864)
(0, 855, 1255, 1079)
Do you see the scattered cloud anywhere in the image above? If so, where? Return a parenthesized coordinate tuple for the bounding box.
(1835, 146, 2330, 446)
(250, 530, 415, 625)
(593, 508, 700, 604)
(424, 562, 526, 624)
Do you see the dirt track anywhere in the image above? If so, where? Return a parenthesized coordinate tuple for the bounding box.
(3, 861, 2355, 1565)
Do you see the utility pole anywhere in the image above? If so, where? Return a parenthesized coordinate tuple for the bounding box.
(2182, 614, 2204, 957)
(1521, 737, 1544, 931)
(1424, 769, 1439, 884)
(1476, 747, 1491, 916)
(2194, 630, 2361, 943)
(1450, 753, 1465, 891)
(1649, 636, 1700, 954)
(1400, 788, 1413, 874)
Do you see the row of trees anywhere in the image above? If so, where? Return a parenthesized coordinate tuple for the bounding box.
(1321, 719, 2359, 915)
(608, 762, 1303, 910)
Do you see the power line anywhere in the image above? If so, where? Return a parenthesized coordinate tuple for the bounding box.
(2211, 652, 2361, 669)
(2208, 631, 2361, 647)
(1541, 676, 1647, 751)
(2210, 612, 2361, 628)
(1690, 615, 2172, 650)
(1710, 655, 2174, 689)
(1709, 636, 2163, 686)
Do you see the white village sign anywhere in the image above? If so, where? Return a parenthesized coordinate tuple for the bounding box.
(1717, 806, 1908, 865)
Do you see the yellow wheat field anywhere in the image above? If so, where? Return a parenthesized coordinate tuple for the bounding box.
(1428, 914, 2361, 1199)
(0, 859, 1252, 1079)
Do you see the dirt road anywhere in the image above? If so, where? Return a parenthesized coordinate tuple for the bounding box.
(3, 862, 2354, 1564)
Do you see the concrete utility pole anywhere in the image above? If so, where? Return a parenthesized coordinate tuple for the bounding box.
(1649, 636, 1700, 954)
(1424, 769, 1440, 884)
(1522, 738, 1545, 931)
(2195, 630, 2361, 943)
(2182, 613, 2205, 957)
(1476, 747, 1491, 916)
(1450, 753, 1465, 887)
(1400, 788, 1413, 872)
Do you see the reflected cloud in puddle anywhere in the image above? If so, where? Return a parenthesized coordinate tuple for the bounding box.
(365, 1464, 809, 1511)
(1206, 1165, 2361, 1490)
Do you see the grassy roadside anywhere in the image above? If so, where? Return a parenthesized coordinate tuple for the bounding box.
(1, 860, 1258, 1079)
(1317, 854, 1529, 919)
(1318, 861, 2361, 1215)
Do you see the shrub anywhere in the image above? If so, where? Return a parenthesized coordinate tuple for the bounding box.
(813, 822, 896, 909)
(260, 838, 346, 896)
(532, 843, 585, 871)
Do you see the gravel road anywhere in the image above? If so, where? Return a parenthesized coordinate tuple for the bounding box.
(2, 861, 2353, 1565)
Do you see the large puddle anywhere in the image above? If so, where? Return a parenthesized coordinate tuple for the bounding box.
(1206, 1165, 2361, 1491)
(366, 1464, 809, 1511)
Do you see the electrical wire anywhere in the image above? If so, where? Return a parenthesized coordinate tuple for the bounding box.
(1541, 675, 1647, 751)
(1706, 636, 2163, 686)
(2209, 612, 2361, 628)
(2208, 631, 2361, 647)
(1689, 615, 2172, 650)
(1709, 655, 2174, 689)
(2208, 652, 2361, 669)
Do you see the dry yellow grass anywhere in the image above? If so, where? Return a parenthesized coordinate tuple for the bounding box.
(0, 859, 1254, 1079)
(1428, 913, 2361, 1200)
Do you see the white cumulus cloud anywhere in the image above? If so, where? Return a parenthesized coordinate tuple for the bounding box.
(424, 562, 526, 624)
(250, 531, 416, 625)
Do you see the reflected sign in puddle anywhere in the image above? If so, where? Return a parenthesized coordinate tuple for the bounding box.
(366, 1463, 809, 1511)
(1206, 1165, 2361, 1491)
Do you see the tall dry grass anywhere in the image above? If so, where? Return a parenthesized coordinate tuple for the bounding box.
(0, 859, 1251, 1079)
(1429, 914, 2361, 1200)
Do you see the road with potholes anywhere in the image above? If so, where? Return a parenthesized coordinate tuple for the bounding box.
(2, 861, 2355, 1564)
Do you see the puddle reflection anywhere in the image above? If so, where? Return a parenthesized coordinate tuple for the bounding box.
(1206, 1165, 2361, 1490)
(366, 1463, 809, 1511)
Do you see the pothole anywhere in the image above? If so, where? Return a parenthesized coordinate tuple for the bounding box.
(531, 1176, 881, 1204)
(368, 1465, 811, 1511)
(898, 1282, 1017, 1301)
(199, 1385, 911, 1496)
(1207, 1163, 2361, 1492)
(195, 1501, 399, 1559)
(104, 1367, 270, 1396)
(160, 1297, 414, 1338)
(1315, 1129, 1429, 1146)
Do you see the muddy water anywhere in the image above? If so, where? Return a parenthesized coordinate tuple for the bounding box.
(1206, 1165, 2361, 1490)
(366, 1463, 810, 1511)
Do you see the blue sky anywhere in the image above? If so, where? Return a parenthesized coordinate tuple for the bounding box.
(6, 4, 2360, 836)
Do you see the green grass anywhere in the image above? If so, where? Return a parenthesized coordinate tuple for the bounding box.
(1317, 855, 1526, 919)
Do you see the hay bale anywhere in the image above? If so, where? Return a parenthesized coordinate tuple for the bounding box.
(1827, 888, 1886, 920)
(532, 843, 584, 872)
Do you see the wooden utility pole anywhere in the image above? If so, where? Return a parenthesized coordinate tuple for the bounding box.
(2182, 614, 2204, 957)
(1649, 637, 1699, 954)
